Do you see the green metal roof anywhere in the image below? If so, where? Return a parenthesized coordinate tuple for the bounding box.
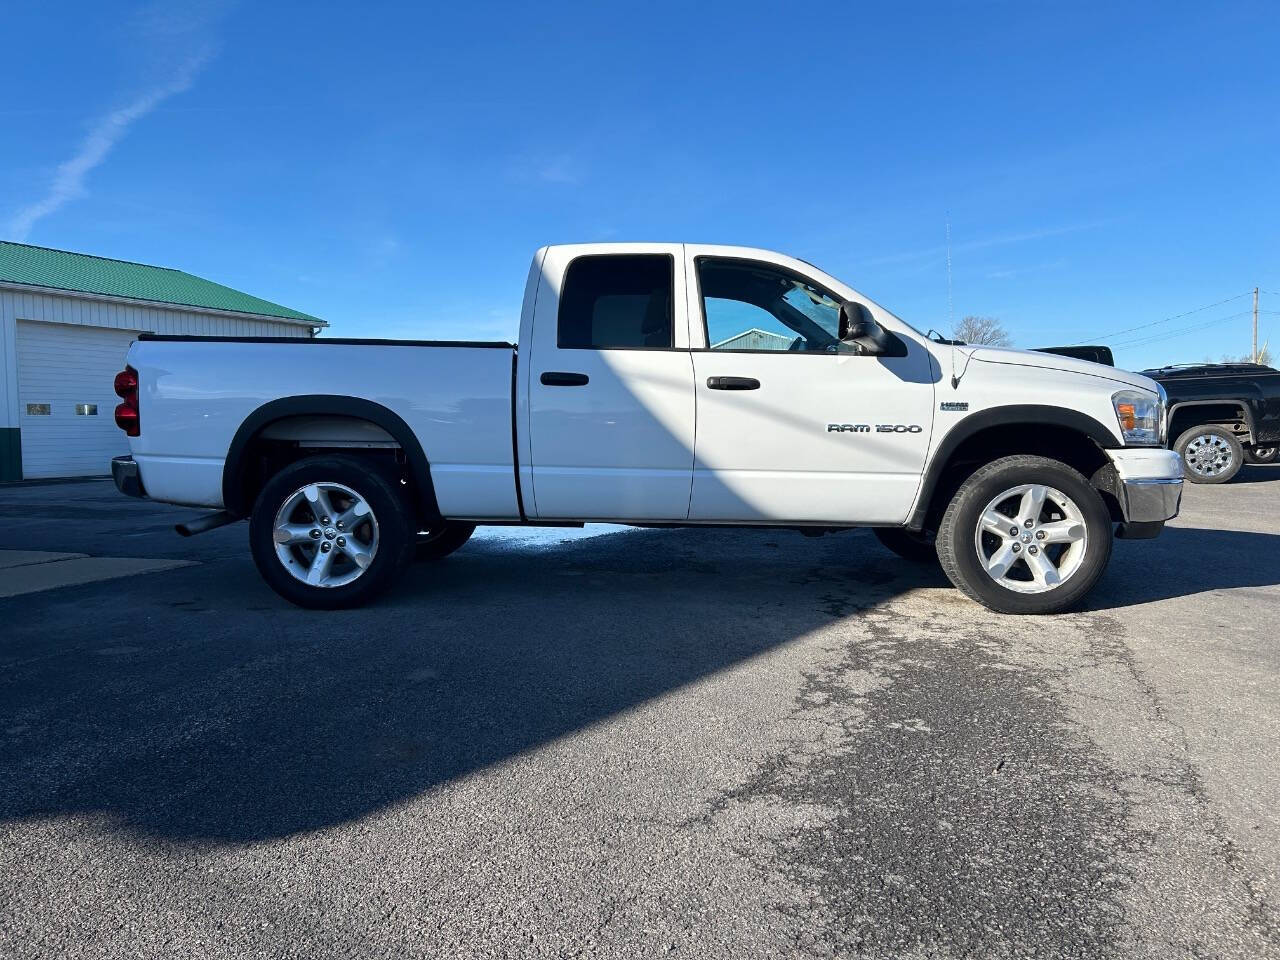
(0, 241, 325, 325)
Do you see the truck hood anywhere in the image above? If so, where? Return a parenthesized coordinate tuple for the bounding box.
(967, 346, 1160, 393)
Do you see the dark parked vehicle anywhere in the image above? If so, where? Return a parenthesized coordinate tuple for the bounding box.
(1036, 345, 1115, 366)
(1142, 363, 1280, 483)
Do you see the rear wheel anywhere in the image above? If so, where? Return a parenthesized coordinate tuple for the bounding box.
(1175, 425, 1242, 483)
(249, 455, 415, 609)
(873, 527, 937, 563)
(415, 521, 476, 561)
(936, 455, 1113, 615)
(1245, 445, 1278, 465)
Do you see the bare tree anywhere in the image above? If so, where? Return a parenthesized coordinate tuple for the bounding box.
(953, 315, 1011, 347)
(1218, 343, 1272, 365)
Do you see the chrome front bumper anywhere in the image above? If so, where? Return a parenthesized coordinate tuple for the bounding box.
(1105, 448, 1182, 537)
(1116, 476, 1183, 523)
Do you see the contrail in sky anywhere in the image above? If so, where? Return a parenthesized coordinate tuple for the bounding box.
(5, 42, 213, 241)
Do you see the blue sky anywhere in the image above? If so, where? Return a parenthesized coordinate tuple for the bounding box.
(2, 1, 1277, 369)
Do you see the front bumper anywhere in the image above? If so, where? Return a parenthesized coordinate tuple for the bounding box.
(1116, 477, 1182, 523)
(1104, 448, 1182, 536)
(111, 455, 147, 499)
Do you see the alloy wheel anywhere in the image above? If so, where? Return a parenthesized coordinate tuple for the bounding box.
(272, 482, 380, 588)
(973, 483, 1088, 594)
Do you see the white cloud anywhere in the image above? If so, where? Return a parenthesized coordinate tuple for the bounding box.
(4, 5, 220, 242)
(536, 154, 582, 184)
(985, 258, 1067, 280)
(860, 221, 1112, 271)
(509, 152, 584, 186)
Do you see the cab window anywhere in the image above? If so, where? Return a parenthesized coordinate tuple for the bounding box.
(698, 258, 842, 352)
(558, 255, 674, 349)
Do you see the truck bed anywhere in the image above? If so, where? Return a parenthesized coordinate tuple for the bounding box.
(127, 336, 520, 517)
(137, 334, 515, 347)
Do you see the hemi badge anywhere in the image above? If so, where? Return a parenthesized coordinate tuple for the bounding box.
(940, 401, 968, 411)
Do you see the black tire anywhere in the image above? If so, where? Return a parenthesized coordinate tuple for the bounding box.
(1245, 445, 1278, 465)
(873, 527, 938, 563)
(1174, 425, 1243, 483)
(249, 455, 415, 609)
(415, 521, 476, 561)
(936, 455, 1113, 615)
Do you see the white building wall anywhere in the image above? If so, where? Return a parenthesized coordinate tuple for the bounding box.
(0, 306, 16, 432)
(0, 287, 313, 338)
(0, 287, 315, 478)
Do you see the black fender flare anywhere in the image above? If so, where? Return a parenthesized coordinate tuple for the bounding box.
(907, 404, 1121, 529)
(222, 395, 441, 522)
(1167, 399, 1256, 443)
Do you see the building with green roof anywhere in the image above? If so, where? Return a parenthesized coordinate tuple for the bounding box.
(0, 241, 326, 481)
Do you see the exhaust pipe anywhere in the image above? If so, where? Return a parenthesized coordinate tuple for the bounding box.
(175, 510, 241, 537)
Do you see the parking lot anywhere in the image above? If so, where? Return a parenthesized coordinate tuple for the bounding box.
(2, 472, 1278, 959)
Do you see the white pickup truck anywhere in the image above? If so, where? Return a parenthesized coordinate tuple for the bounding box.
(110, 243, 1182, 614)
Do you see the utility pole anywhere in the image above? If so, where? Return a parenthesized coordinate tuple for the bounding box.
(1254, 287, 1260, 362)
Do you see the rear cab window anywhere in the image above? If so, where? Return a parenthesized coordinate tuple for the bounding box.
(558, 255, 674, 349)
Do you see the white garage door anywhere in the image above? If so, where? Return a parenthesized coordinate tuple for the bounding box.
(17, 320, 140, 478)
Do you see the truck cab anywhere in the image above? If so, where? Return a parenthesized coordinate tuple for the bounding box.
(517, 243, 936, 524)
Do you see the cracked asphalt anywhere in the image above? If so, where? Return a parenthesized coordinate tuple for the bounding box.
(1, 470, 1278, 958)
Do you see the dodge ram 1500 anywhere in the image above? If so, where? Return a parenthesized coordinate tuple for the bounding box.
(110, 243, 1182, 614)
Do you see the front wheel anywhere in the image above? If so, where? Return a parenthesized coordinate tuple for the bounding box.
(249, 455, 415, 609)
(936, 455, 1113, 615)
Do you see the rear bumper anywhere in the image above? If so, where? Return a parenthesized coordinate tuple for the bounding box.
(111, 455, 147, 499)
(1105, 448, 1182, 533)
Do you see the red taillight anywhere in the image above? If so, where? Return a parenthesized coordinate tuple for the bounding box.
(114, 368, 138, 398)
(114, 403, 140, 436)
(114, 365, 140, 436)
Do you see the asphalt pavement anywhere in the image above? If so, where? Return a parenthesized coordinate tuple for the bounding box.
(1, 471, 1278, 958)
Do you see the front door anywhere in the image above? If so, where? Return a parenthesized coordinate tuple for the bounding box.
(525, 246, 697, 520)
(686, 252, 937, 525)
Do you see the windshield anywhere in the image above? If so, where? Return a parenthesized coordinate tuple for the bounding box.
(800, 258, 926, 338)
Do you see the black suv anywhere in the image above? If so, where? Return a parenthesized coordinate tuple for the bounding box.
(1142, 363, 1280, 483)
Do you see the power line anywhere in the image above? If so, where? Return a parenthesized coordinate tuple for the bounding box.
(1069, 291, 1254, 345)
(1107, 311, 1253, 350)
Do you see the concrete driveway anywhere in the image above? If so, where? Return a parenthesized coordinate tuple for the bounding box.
(1, 471, 1278, 958)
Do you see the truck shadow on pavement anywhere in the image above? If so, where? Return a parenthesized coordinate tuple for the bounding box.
(1094, 521, 1280, 607)
(0, 527, 910, 843)
(1, 521, 1278, 846)
(1226, 463, 1280, 484)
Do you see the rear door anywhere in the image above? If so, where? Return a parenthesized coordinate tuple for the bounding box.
(685, 250, 937, 524)
(524, 245, 696, 520)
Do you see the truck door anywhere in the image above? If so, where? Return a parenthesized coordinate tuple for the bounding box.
(685, 251, 936, 524)
(524, 245, 696, 520)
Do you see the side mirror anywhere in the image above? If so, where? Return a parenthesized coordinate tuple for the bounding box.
(838, 301, 870, 342)
(839, 301, 899, 356)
